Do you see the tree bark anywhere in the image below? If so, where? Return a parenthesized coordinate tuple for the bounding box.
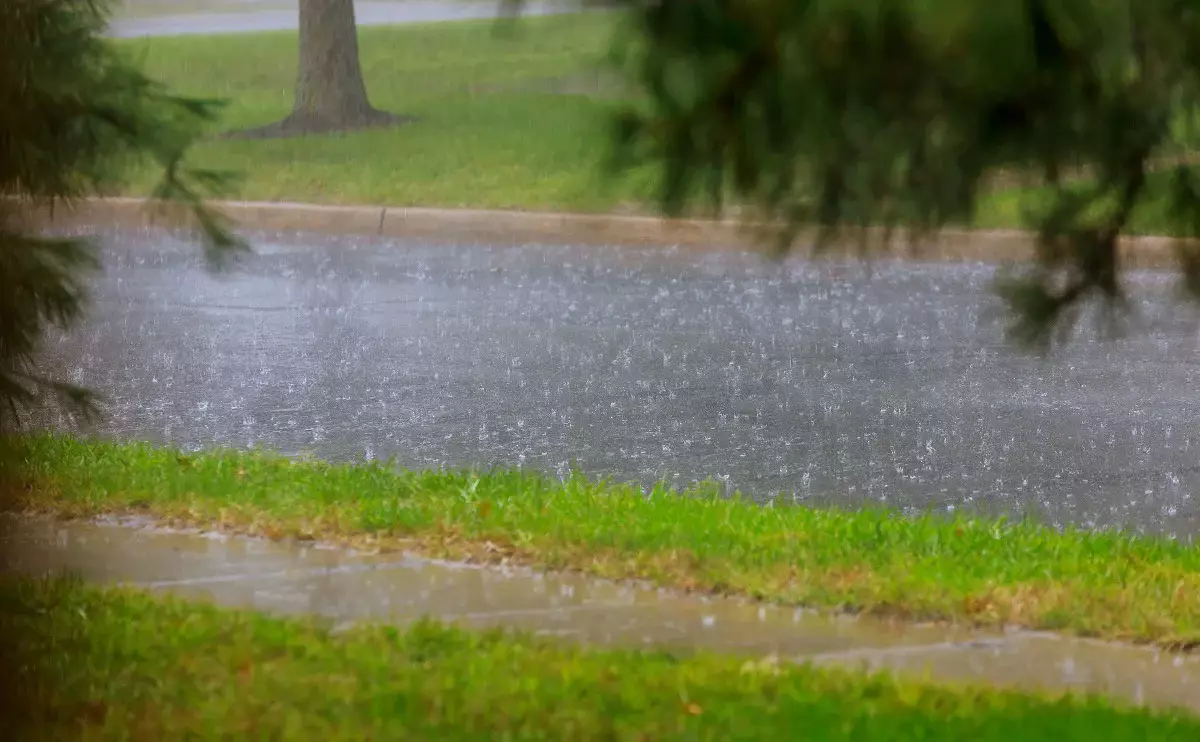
(228, 0, 407, 138)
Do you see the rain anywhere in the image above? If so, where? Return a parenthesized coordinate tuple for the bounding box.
(35, 228, 1200, 537)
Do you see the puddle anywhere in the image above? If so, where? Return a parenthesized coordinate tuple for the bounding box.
(2, 515, 1198, 712)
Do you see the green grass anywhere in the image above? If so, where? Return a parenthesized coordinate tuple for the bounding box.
(109, 15, 1200, 236)
(117, 14, 661, 212)
(972, 167, 1200, 237)
(2, 575, 1197, 740)
(8, 435, 1200, 648)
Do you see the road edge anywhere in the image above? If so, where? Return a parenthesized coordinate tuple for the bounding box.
(28, 196, 1189, 267)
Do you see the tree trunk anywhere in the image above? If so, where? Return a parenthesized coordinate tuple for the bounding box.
(229, 0, 406, 138)
(291, 0, 388, 128)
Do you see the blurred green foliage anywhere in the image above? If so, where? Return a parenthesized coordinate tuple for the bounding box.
(0, 0, 243, 431)
(600, 0, 1200, 345)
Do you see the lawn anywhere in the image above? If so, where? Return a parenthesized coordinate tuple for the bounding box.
(26, 16, 1197, 739)
(7, 435, 1200, 648)
(110, 13, 1200, 236)
(117, 13, 659, 212)
(2, 575, 1197, 740)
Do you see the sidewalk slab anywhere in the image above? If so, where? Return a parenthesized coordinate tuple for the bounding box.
(3, 515, 1198, 712)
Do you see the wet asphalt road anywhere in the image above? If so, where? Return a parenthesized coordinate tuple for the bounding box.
(38, 229, 1200, 536)
(109, 0, 578, 38)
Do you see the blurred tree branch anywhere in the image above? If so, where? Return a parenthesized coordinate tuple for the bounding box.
(1, 0, 247, 433)
(504, 0, 1200, 349)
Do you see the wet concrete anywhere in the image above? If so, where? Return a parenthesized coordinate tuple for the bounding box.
(34, 229, 1200, 536)
(3, 515, 1198, 711)
(110, 0, 579, 38)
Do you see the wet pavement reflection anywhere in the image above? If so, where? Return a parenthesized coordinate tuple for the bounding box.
(35, 229, 1200, 536)
(3, 516, 1198, 712)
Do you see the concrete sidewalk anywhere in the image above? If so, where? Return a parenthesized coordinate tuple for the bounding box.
(3, 514, 1198, 713)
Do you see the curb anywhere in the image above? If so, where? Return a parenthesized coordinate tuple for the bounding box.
(30, 196, 1187, 268)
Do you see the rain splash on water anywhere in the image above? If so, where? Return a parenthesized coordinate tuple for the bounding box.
(34, 228, 1200, 537)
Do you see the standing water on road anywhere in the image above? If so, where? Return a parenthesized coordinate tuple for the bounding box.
(35, 228, 1200, 536)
